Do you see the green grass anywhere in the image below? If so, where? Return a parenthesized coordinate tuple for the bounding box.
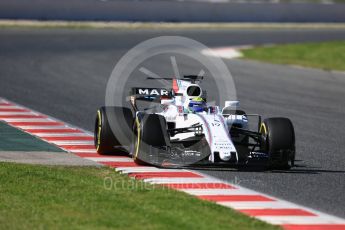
(242, 41, 345, 71)
(0, 163, 280, 230)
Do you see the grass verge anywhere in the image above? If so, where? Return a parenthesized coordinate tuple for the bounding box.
(0, 162, 280, 230)
(241, 40, 345, 71)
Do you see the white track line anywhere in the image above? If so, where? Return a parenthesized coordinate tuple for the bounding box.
(14, 123, 62, 128)
(18, 126, 69, 129)
(84, 157, 134, 162)
(0, 106, 25, 109)
(35, 133, 91, 137)
(0, 112, 36, 115)
(117, 167, 187, 173)
(68, 149, 97, 153)
(179, 188, 256, 196)
(256, 216, 345, 225)
(144, 178, 224, 184)
(219, 201, 298, 209)
(202, 47, 243, 59)
(50, 141, 94, 145)
(0, 118, 51, 122)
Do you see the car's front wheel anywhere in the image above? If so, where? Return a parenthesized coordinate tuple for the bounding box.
(260, 117, 295, 169)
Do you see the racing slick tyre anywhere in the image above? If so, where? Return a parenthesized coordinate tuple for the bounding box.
(260, 117, 295, 170)
(94, 106, 133, 155)
(133, 113, 170, 164)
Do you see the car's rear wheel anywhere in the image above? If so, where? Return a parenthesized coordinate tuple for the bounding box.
(260, 117, 295, 169)
(94, 106, 133, 155)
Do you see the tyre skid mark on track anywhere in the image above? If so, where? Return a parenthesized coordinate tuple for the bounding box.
(1, 97, 345, 229)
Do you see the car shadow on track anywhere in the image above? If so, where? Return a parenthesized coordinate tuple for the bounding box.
(187, 161, 345, 174)
(269, 165, 345, 174)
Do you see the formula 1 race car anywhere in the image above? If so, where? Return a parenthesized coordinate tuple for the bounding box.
(94, 75, 295, 170)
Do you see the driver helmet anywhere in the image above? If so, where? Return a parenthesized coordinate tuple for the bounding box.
(188, 97, 207, 113)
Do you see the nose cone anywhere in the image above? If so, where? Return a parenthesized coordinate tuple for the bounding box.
(219, 151, 232, 161)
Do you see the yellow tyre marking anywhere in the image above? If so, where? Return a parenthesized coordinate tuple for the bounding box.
(134, 117, 141, 160)
(96, 110, 102, 151)
(260, 122, 267, 135)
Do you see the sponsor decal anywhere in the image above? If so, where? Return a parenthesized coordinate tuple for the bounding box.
(135, 88, 169, 96)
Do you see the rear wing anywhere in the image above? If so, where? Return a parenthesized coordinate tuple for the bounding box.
(129, 87, 173, 111)
(146, 75, 203, 84)
(131, 87, 172, 97)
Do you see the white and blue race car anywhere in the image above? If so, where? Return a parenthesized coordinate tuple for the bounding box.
(94, 75, 295, 170)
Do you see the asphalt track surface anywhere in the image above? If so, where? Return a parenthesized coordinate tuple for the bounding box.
(1, 28, 345, 218)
